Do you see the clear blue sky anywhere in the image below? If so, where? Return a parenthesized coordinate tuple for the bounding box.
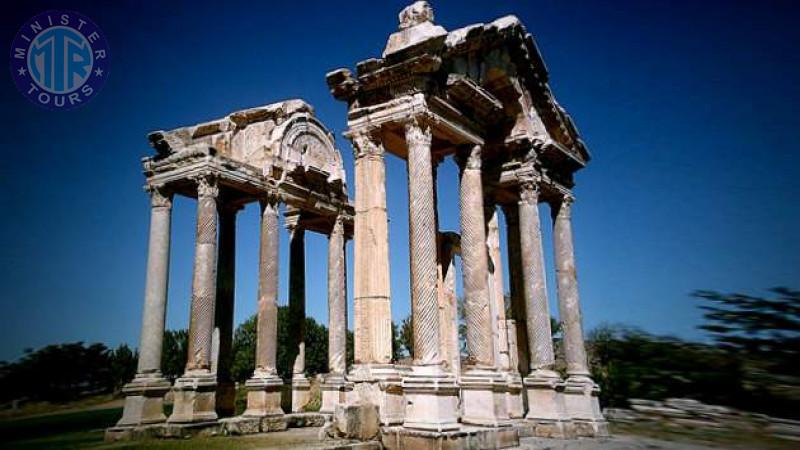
(2, 0, 798, 362)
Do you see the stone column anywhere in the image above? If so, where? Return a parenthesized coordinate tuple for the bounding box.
(401, 118, 459, 432)
(486, 207, 509, 372)
(169, 174, 219, 424)
(438, 232, 461, 377)
(346, 131, 403, 426)
(517, 181, 571, 437)
(457, 145, 508, 427)
(116, 186, 173, 427)
(287, 221, 310, 412)
(244, 195, 284, 420)
(322, 216, 348, 413)
(214, 203, 238, 417)
(502, 205, 530, 377)
(350, 132, 393, 367)
(551, 195, 608, 436)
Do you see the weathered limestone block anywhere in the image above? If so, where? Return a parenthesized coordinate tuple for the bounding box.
(332, 403, 381, 441)
(348, 365, 406, 426)
(383, 1, 447, 57)
(219, 416, 261, 435)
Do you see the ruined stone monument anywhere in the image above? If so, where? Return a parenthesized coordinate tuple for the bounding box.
(109, 2, 607, 447)
(327, 1, 607, 445)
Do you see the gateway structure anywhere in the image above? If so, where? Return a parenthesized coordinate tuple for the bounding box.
(326, 1, 607, 443)
(111, 2, 607, 447)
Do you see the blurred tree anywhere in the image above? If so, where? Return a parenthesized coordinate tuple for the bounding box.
(109, 344, 138, 392)
(230, 315, 257, 382)
(161, 329, 188, 381)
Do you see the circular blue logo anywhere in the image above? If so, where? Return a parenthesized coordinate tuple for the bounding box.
(10, 10, 109, 110)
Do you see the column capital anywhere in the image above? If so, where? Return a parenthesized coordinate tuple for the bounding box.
(329, 214, 345, 238)
(193, 173, 219, 198)
(146, 185, 173, 208)
(455, 144, 482, 171)
(518, 180, 541, 205)
(551, 193, 576, 219)
(260, 191, 282, 209)
(404, 115, 432, 148)
(349, 129, 385, 160)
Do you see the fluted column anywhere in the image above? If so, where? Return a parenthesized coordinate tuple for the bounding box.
(518, 182, 556, 375)
(186, 175, 219, 373)
(457, 145, 508, 427)
(117, 186, 173, 426)
(169, 174, 219, 424)
(402, 117, 459, 432)
(137, 186, 173, 376)
(518, 181, 570, 432)
(457, 145, 494, 367)
(551, 195, 608, 436)
(552, 196, 589, 378)
(486, 206, 509, 371)
(255, 198, 280, 376)
(406, 119, 441, 366)
(503, 205, 530, 376)
(244, 195, 284, 418)
(350, 131, 393, 365)
(328, 216, 347, 375)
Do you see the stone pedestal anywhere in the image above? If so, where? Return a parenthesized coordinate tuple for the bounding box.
(461, 368, 510, 427)
(348, 364, 406, 425)
(523, 370, 573, 438)
(290, 375, 311, 412)
(402, 366, 459, 432)
(562, 376, 609, 437)
(320, 374, 349, 414)
(506, 372, 525, 420)
(168, 372, 218, 424)
(243, 374, 284, 417)
(116, 375, 171, 426)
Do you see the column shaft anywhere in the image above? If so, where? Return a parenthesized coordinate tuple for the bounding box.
(255, 199, 280, 374)
(186, 176, 219, 372)
(486, 206, 509, 371)
(503, 205, 530, 375)
(289, 225, 306, 375)
(406, 119, 441, 365)
(328, 217, 347, 375)
(518, 182, 556, 373)
(137, 187, 173, 375)
(351, 132, 392, 365)
(214, 206, 236, 381)
(552, 198, 590, 377)
(457, 146, 494, 367)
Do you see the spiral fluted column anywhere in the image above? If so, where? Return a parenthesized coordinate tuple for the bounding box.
(328, 216, 347, 375)
(457, 145, 494, 367)
(405, 119, 441, 366)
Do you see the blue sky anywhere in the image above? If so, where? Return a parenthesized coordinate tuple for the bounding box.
(1, 0, 798, 362)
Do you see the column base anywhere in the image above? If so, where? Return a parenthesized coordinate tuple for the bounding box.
(215, 380, 236, 417)
(506, 372, 525, 419)
(320, 373, 350, 413)
(563, 375, 609, 437)
(243, 373, 285, 417)
(347, 363, 406, 425)
(523, 370, 573, 438)
(116, 374, 171, 426)
(402, 365, 459, 432)
(460, 368, 511, 427)
(167, 371, 218, 424)
(289, 375, 311, 412)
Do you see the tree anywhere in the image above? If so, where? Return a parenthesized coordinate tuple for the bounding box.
(230, 315, 257, 382)
(694, 287, 800, 376)
(399, 316, 414, 358)
(161, 329, 188, 381)
(391, 321, 406, 361)
(109, 344, 138, 392)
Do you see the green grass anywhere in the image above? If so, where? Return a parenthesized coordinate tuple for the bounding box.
(0, 407, 123, 447)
